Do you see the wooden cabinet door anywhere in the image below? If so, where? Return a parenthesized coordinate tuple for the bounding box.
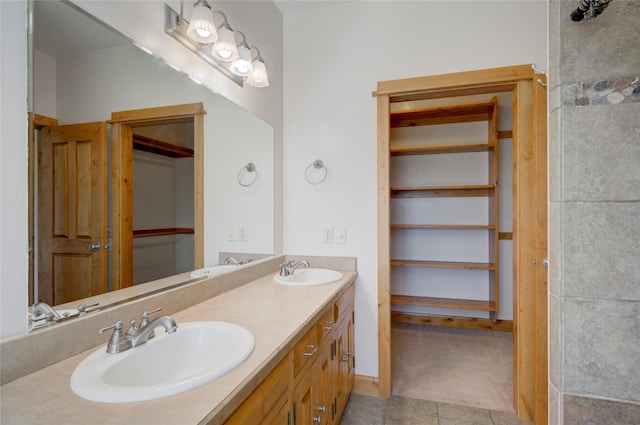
(334, 307, 354, 420)
(293, 367, 314, 425)
(37, 122, 108, 305)
(314, 342, 332, 425)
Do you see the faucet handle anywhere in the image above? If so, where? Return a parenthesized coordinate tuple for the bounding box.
(141, 308, 162, 326)
(98, 320, 131, 354)
(139, 308, 162, 340)
(98, 320, 123, 335)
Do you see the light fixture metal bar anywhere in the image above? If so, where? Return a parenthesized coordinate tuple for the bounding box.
(164, 4, 244, 87)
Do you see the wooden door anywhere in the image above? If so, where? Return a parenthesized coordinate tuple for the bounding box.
(37, 122, 108, 305)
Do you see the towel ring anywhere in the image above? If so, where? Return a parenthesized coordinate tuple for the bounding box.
(305, 159, 328, 185)
(237, 162, 257, 187)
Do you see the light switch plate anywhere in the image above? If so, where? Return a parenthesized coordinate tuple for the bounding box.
(238, 226, 248, 241)
(226, 226, 236, 241)
(322, 226, 333, 244)
(334, 227, 346, 244)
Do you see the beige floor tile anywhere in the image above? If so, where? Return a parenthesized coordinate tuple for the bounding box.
(437, 402, 494, 424)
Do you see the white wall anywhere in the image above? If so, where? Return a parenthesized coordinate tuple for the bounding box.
(282, 1, 547, 378)
(0, 0, 30, 339)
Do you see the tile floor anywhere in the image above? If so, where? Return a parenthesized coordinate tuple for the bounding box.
(340, 393, 533, 425)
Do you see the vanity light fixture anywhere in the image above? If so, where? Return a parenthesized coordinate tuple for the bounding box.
(211, 13, 239, 62)
(186, 0, 218, 44)
(230, 32, 253, 77)
(246, 47, 269, 88)
(165, 2, 269, 88)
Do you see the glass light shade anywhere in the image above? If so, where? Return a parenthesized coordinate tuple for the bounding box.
(211, 26, 238, 62)
(246, 59, 269, 87)
(186, 2, 218, 44)
(230, 44, 253, 76)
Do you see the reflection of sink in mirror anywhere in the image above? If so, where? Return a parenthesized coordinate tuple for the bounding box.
(274, 269, 343, 286)
(190, 265, 238, 279)
(70, 321, 254, 403)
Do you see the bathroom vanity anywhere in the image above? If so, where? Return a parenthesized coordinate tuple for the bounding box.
(0, 256, 356, 424)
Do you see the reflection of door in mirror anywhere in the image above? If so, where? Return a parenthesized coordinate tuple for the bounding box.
(110, 103, 205, 290)
(36, 122, 108, 305)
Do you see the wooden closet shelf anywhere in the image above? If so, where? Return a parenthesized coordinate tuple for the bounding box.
(391, 259, 496, 270)
(391, 224, 496, 230)
(390, 143, 494, 156)
(133, 227, 194, 238)
(391, 295, 497, 311)
(391, 184, 494, 198)
(390, 101, 496, 128)
(133, 133, 194, 158)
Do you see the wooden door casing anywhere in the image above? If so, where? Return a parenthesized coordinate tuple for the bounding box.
(37, 122, 108, 305)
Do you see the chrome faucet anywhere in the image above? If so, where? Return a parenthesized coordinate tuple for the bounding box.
(279, 260, 310, 276)
(129, 315, 178, 347)
(224, 256, 240, 265)
(98, 310, 177, 354)
(28, 302, 63, 331)
(32, 302, 62, 321)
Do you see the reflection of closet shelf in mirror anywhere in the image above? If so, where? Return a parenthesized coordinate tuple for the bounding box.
(391, 295, 496, 312)
(133, 228, 195, 238)
(391, 184, 495, 198)
(132, 134, 194, 158)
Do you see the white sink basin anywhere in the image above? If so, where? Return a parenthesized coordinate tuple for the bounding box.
(70, 321, 254, 403)
(273, 268, 343, 286)
(190, 264, 237, 278)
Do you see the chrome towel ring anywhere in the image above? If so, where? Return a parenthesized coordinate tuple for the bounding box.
(237, 162, 257, 187)
(305, 159, 328, 185)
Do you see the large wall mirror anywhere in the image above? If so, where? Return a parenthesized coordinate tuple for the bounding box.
(29, 0, 274, 318)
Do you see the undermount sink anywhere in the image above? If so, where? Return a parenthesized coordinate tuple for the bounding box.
(190, 264, 237, 278)
(70, 321, 254, 403)
(273, 268, 343, 286)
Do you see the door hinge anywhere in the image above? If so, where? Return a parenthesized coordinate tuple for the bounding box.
(293, 402, 297, 425)
(352, 310, 355, 324)
(288, 410, 291, 425)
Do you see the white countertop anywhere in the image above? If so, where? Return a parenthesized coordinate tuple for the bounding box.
(0, 271, 356, 425)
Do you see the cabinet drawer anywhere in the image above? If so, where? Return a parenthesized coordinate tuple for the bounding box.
(334, 285, 355, 322)
(225, 355, 290, 425)
(293, 323, 319, 376)
(317, 307, 336, 342)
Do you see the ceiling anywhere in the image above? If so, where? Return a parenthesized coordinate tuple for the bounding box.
(33, 1, 128, 58)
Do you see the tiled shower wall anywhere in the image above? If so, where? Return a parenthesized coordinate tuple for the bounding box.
(548, 1, 640, 424)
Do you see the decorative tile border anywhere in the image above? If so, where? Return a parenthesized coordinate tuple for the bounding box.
(562, 75, 640, 107)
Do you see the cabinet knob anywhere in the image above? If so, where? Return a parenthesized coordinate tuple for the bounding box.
(317, 405, 326, 413)
(313, 415, 322, 424)
(342, 351, 352, 363)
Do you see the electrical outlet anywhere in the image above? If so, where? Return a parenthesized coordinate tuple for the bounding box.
(226, 226, 236, 241)
(322, 226, 333, 244)
(238, 226, 248, 242)
(334, 227, 346, 244)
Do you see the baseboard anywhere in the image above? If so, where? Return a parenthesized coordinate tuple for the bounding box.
(352, 375, 379, 397)
(391, 312, 513, 332)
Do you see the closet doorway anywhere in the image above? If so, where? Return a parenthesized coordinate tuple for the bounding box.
(374, 65, 547, 423)
(110, 103, 205, 290)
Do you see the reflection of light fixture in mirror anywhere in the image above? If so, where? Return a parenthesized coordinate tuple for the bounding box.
(186, 0, 218, 44)
(246, 46, 270, 88)
(211, 14, 239, 62)
(230, 32, 253, 77)
(164, 3, 269, 88)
